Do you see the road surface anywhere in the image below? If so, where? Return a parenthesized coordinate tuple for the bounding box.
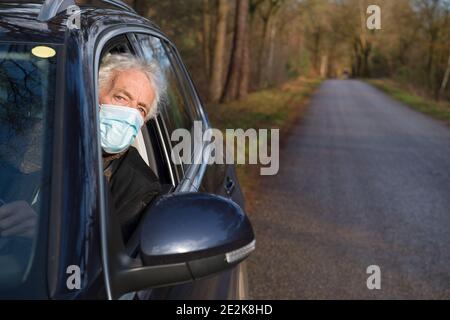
(247, 80, 450, 299)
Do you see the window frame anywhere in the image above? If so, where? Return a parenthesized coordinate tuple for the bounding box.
(132, 33, 193, 179)
(131, 33, 211, 188)
(161, 41, 211, 192)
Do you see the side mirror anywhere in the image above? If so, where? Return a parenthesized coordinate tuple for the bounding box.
(105, 192, 255, 299)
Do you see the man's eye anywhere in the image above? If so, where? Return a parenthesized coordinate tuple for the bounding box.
(139, 107, 147, 116)
(115, 95, 126, 101)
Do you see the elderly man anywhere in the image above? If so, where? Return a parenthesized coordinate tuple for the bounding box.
(98, 53, 165, 241)
(0, 53, 164, 241)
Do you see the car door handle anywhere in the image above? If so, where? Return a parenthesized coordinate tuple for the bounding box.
(225, 178, 235, 195)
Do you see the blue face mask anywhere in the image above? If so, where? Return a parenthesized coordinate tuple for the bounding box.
(99, 104, 144, 154)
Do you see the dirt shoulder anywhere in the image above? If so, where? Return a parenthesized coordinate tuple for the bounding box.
(206, 77, 322, 213)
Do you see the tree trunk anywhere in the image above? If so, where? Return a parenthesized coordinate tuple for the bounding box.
(427, 41, 435, 89)
(362, 43, 371, 77)
(312, 31, 321, 74)
(266, 18, 278, 84)
(209, 0, 230, 103)
(320, 54, 328, 78)
(356, 0, 371, 77)
(238, 25, 250, 99)
(257, 14, 273, 87)
(221, 0, 249, 102)
(202, 0, 211, 80)
(439, 53, 450, 100)
(241, 0, 262, 94)
(352, 40, 361, 77)
(257, 0, 284, 88)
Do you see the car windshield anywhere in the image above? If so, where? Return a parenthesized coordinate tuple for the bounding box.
(0, 42, 57, 297)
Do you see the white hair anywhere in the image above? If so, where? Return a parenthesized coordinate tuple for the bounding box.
(98, 53, 166, 121)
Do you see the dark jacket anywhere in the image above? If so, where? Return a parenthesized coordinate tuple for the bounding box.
(104, 147, 162, 241)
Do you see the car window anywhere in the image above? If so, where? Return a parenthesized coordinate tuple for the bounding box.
(0, 42, 57, 297)
(135, 34, 197, 175)
(164, 44, 203, 121)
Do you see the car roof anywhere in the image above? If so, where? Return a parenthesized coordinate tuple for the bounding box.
(0, 0, 135, 13)
(0, 0, 156, 44)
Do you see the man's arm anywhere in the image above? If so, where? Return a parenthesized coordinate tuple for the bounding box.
(107, 147, 162, 242)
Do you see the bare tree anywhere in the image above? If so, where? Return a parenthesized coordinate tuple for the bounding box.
(222, 0, 250, 102)
(256, 0, 285, 88)
(239, 24, 251, 99)
(209, 0, 230, 103)
(202, 0, 212, 80)
(415, 0, 446, 94)
(439, 53, 450, 100)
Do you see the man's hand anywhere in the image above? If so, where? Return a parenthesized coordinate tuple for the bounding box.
(0, 201, 37, 239)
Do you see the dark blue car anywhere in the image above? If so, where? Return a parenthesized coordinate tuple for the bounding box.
(0, 0, 254, 299)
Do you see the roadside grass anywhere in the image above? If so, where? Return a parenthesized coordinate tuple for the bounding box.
(205, 77, 322, 203)
(368, 79, 450, 124)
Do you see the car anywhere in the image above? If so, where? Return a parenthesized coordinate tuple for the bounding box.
(0, 0, 254, 300)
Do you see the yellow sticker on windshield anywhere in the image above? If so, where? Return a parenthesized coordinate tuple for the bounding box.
(31, 46, 56, 59)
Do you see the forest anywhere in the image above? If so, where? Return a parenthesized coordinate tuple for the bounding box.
(123, 0, 450, 104)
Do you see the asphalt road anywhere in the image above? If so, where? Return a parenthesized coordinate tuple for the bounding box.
(247, 79, 450, 299)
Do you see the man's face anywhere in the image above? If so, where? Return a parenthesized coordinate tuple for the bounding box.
(99, 69, 155, 121)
